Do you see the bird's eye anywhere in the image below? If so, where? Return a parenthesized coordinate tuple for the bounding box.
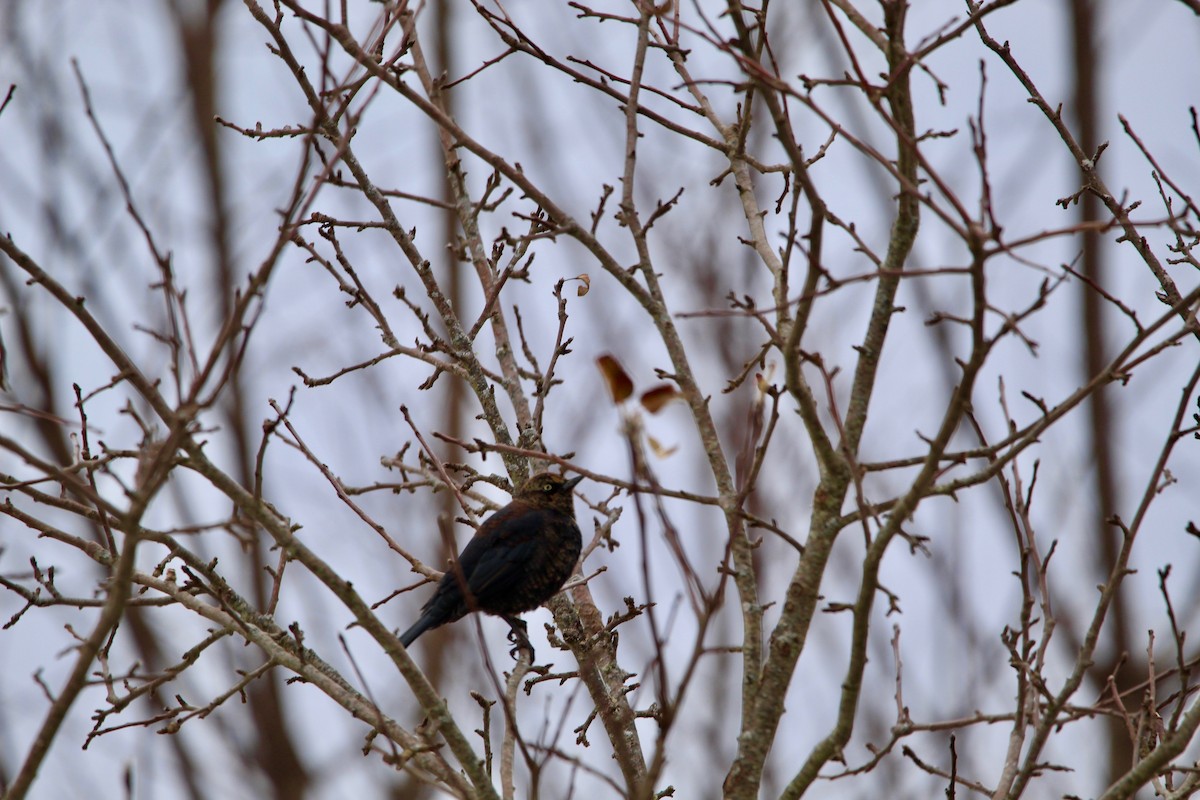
(543, 482, 553, 492)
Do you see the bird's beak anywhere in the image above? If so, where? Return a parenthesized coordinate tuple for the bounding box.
(563, 475, 583, 491)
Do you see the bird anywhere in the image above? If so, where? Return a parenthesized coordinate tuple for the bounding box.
(399, 471, 583, 657)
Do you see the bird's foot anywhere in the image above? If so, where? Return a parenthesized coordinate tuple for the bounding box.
(503, 616, 535, 661)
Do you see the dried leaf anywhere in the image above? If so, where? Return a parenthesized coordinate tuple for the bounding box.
(647, 435, 678, 458)
(575, 273, 591, 297)
(596, 354, 633, 403)
(639, 384, 680, 414)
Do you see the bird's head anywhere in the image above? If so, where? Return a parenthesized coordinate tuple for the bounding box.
(516, 471, 582, 511)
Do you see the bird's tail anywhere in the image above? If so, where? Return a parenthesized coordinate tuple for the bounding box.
(399, 613, 438, 648)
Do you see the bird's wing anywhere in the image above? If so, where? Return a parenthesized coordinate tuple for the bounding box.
(455, 504, 549, 604)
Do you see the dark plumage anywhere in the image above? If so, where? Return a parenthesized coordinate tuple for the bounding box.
(399, 472, 583, 655)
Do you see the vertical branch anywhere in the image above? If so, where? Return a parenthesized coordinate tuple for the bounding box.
(499, 655, 531, 800)
(4, 533, 141, 800)
(839, 0, 921, 459)
(726, 3, 922, 797)
(409, 25, 538, 469)
(781, 231, 991, 799)
(1066, 0, 1132, 780)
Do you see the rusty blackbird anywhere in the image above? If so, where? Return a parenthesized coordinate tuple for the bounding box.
(399, 472, 583, 655)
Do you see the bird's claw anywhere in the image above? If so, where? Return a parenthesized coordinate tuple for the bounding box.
(504, 617, 535, 662)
